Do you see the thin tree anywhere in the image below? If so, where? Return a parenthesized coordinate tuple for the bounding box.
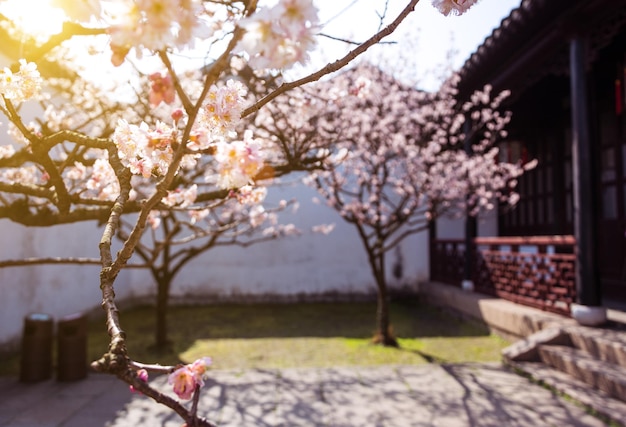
(118, 186, 300, 350)
(286, 64, 532, 346)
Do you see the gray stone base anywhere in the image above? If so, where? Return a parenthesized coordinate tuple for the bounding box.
(571, 303, 608, 326)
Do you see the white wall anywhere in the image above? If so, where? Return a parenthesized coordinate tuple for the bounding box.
(435, 210, 499, 240)
(0, 180, 429, 349)
(157, 182, 428, 301)
(0, 221, 147, 350)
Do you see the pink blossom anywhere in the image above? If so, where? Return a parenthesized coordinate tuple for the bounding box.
(149, 72, 176, 107)
(84, 159, 120, 201)
(163, 185, 197, 207)
(431, 0, 478, 16)
(168, 366, 197, 400)
(171, 108, 184, 123)
(236, 185, 268, 205)
(189, 357, 212, 385)
(249, 205, 268, 227)
(0, 60, 42, 103)
(113, 119, 178, 178)
(237, 0, 318, 69)
(130, 368, 149, 394)
(312, 224, 335, 235)
(0, 145, 15, 159)
(188, 208, 210, 224)
(213, 131, 264, 189)
(197, 80, 246, 136)
(168, 357, 212, 400)
(259, 63, 523, 246)
(106, 0, 209, 64)
(147, 211, 162, 230)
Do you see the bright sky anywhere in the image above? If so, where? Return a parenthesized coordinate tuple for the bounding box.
(296, 0, 523, 90)
(0, 0, 522, 92)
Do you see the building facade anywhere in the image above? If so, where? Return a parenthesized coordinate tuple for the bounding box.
(432, 0, 626, 319)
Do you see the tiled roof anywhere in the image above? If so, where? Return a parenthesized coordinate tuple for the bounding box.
(457, 0, 626, 97)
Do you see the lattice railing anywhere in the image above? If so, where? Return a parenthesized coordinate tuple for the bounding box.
(430, 239, 466, 286)
(430, 235, 577, 316)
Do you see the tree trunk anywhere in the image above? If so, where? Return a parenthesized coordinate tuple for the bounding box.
(155, 277, 171, 350)
(372, 254, 398, 347)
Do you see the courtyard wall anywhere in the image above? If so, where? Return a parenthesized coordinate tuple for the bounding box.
(0, 180, 428, 350)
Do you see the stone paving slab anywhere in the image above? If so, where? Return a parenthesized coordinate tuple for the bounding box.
(0, 363, 615, 427)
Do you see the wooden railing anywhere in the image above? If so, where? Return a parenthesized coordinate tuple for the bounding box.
(430, 239, 467, 286)
(430, 235, 577, 316)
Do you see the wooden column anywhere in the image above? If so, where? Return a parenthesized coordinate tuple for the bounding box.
(463, 216, 477, 284)
(428, 220, 437, 281)
(569, 36, 601, 306)
(463, 120, 477, 288)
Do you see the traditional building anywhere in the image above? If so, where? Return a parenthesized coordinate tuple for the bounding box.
(431, 0, 626, 324)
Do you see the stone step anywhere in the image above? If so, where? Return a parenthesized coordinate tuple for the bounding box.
(502, 327, 570, 363)
(509, 361, 626, 426)
(565, 325, 626, 369)
(539, 344, 626, 402)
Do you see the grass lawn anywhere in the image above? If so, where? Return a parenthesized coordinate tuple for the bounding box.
(0, 299, 511, 377)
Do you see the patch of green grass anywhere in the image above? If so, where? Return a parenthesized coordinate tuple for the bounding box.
(0, 299, 511, 377)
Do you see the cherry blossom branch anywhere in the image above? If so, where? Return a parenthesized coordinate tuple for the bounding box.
(241, 0, 420, 118)
(158, 51, 194, 113)
(92, 137, 138, 375)
(0, 202, 111, 226)
(23, 22, 106, 66)
(317, 33, 397, 46)
(0, 181, 55, 199)
(129, 360, 176, 374)
(382, 223, 430, 254)
(0, 257, 146, 268)
(31, 145, 72, 213)
(119, 369, 217, 427)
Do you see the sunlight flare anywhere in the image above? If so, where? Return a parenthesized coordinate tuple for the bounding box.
(0, 0, 67, 40)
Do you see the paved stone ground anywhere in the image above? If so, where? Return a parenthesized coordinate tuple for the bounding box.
(0, 363, 613, 427)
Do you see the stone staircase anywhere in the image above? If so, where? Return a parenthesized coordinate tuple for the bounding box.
(503, 322, 626, 425)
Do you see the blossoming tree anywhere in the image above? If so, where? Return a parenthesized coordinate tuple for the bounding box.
(0, 0, 482, 424)
(121, 184, 303, 350)
(281, 64, 533, 346)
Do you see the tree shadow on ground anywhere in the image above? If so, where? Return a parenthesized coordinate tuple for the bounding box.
(104, 364, 601, 427)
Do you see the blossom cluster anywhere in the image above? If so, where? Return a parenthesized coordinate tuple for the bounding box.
(168, 357, 212, 400)
(238, 0, 319, 69)
(113, 77, 261, 189)
(0, 60, 42, 104)
(107, 0, 209, 66)
(148, 71, 175, 107)
(128, 356, 212, 400)
(213, 130, 264, 189)
(162, 184, 197, 208)
(194, 80, 247, 144)
(47, 0, 466, 71)
(113, 119, 178, 178)
(284, 64, 524, 231)
(431, 0, 479, 16)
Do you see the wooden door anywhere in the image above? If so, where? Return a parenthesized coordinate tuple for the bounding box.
(596, 88, 626, 301)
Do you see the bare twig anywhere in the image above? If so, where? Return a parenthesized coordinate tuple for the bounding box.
(317, 33, 397, 46)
